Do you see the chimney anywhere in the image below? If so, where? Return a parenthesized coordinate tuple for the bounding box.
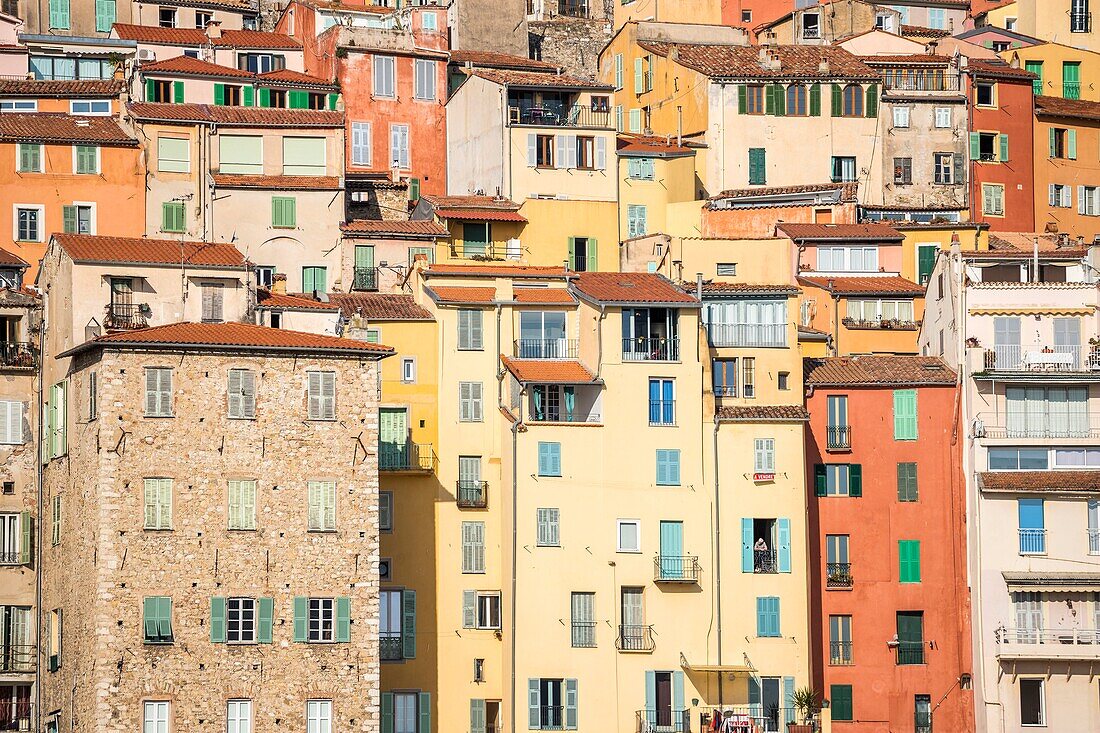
(926, 39, 938, 55)
(759, 46, 769, 64)
(696, 273, 703, 301)
(818, 57, 830, 75)
(669, 46, 679, 62)
(272, 272, 287, 295)
(205, 19, 222, 40)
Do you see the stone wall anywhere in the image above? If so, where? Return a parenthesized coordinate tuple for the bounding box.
(348, 181, 412, 222)
(529, 17, 611, 81)
(40, 347, 382, 733)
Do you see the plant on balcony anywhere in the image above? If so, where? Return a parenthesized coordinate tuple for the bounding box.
(791, 687, 820, 726)
(965, 337, 981, 348)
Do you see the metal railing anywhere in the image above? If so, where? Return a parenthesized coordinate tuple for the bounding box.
(827, 425, 851, 450)
(972, 412, 1100, 440)
(0, 551, 22, 565)
(827, 562, 853, 588)
(983, 344, 1093, 372)
(352, 267, 378, 291)
(1065, 81, 1082, 100)
(536, 705, 565, 731)
(1071, 11, 1092, 32)
(829, 640, 853, 665)
(0, 343, 35, 369)
(528, 408, 601, 424)
(653, 556, 700, 583)
(996, 627, 1100, 645)
(508, 104, 612, 129)
(0, 702, 32, 732)
(802, 27, 821, 39)
(513, 338, 578, 359)
(616, 624, 655, 652)
(648, 400, 675, 426)
(842, 318, 920, 331)
(450, 243, 504, 260)
(1019, 528, 1046, 555)
(754, 550, 777, 574)
(380, 633, 403, 660)
(456, 480, 488, 508)
(702, 707, 800, 732)
(379, 443, 434, 472)
(706, 323, 786, 348)
(883, 74, 961, 92)
(104, 302, 149, 330)
(636, 709, 690, 732)
(0, 645, 35, 673)
(571, 621, 596, 648)
(623, 337, 679, 362)
(1090, 528, 1100, 555)
(896, 640, 926, 665)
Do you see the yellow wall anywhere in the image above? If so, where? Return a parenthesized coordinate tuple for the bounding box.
(1001, 43, 1100, 100)
(1033, 114, 1100, 240)
(1016, 0, 1099, 53)
(618, 154, 698, 239)
(520, 198, 620, 268)
(612, 0, 722, 34)
(438, 219, 527, 263)
(897, 225, 990, 285)
(982, 1, 1018, 29)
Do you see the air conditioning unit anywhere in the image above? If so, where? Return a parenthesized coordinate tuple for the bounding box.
(136, 48, 156, 63)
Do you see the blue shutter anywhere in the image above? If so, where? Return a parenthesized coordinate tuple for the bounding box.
(777, 518, 791, 573)
(648, 379, 660, 424)
(741, 518, 753, 573)
(769, 597, 780, 636)
(673, 671, 685, 717)
(756, 597, 767, 636)
(550, 443, 561, 476)
(1018, 499, 1044, 529)
(645, 670, 656, 716)
(783, 677, 796, 725)
(538, 442, 550, 475)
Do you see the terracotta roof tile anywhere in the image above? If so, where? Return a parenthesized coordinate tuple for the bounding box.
(572, 272, 700, 305)
(257, 68, 336, 87)
(797, 275, 924, 295)
(127, 102, 343, 127)
(966, 59, 1036, 80)
(423, 264, 568, 279)
(693, 282, 800, 295)
(137, 0, 256, 10)
(61, 321, 391, 357)
(616, 134, 696, 157)
(436, 208, 527, 223)
(0, 113, 137, 146)
(511, 287, 576, 304)
(500, 355, 597, 384)
(778, 223, 903, 241)
(141, 55, 254, 78)
(467, 68, 612, 90)
(426, 285, 497, 304)
(900, 24, 951, 39)
(979, 471, 1100, 493)
(340, 220, 449, 237)
(327, 293, 433, 320)
(53, 233, 245, 267)
(255, 290, 339, 310)
(1035, 95, 1100, 122)
(212, 174, 341, 190)
(860, 54, 951, 64)
(804, 356, 956, 385)
(113, 24, 301, 49)
(643, 43, 878, 80)
(0, 248, 29, 267)
(421, 194, 522, 211)
(0, 79, 123, 98)
(711, 182, 857, 200)
(716, 405, 809, 421)
(448, 49, 559, 71)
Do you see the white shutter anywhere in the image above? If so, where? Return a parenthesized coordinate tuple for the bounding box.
(566, 135, 578, 169)
(324, 480, 336, 530)
(0, 401, 17, 444)
(1049, 184, 1058, 207)
(308, 481, 322, 530)
(459, 382, 471, 422)
(527, 133, 537, 167)
(307, 371, 322, 419)
(547, 508, 559, 545)
(321, 372, 336, 420)
(241, 369, 256, 418)
(1079, 186, 1087, 215)
(595, 136, 606, 170)
(1063, 186, 1073, 208)
(471, 382, 483, 421)
(228, 369, 242, 419)
(555, 135, 567, 169)
(507, 238, 521, 260)
(352, 122, 371, 166)
(156, 369, 172, 417)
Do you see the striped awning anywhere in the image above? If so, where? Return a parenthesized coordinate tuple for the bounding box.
(970, 307, 1095, 317)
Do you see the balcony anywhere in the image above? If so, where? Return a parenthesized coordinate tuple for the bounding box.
(104, 302, 150, 330)
(996, 627, 1100, 660)
(622, 337, 679, 362)
(829, 640, 853, 665)
(653, 556, 700, 584)
(450, 243, 509, 261)
(827, 562, 853, 588)
(508, 104, 611, 129)
(842, 317, 920, 331)
(571, 621, 596, 648)
(636, 709, 690, 733)
(380, 633, 403, 661)
(701, 707, 800, 733)
(0, 702, 31, 732)
(0, 343, 35, 370)
(754, 550, 777, 574)
(379, 443, 434, 472)
(826, 425, 851, 451)
(896, 640, 926, 665)
(0, 550, 24, 565)
(983, 344, 1096, 372)
(648, 400, 675, 426)
(1019, 528, 1046, 555)
(1065, 81, 1082, 100)
(0, 645, 34, 673)
(706, 323, 786, 348)
(1071, 11, 1092, 32)
(616, 624, 655, 652)
(352, 267, 378, 292)
(882, 74, 961, 92)
(972, 412, 1100, 440)
(456, 480, 488, 509)
(514, 338, 578, 359)
(1090, 528, 1100, 555)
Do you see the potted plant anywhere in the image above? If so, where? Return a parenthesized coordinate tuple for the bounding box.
(788, 686, 820, 732)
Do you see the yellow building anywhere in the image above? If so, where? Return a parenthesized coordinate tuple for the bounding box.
(1033, 95, 1100, 239)
(611, 1, 725, 34)
(980, 0, 1099, 52)
(617, 136, 701, 241)
(1002, 42, 1100, 100)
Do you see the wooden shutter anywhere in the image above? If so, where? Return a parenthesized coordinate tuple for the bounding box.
(814, 464, 827, 497)
(809, 83, 821, 116)
(292, 597, 308, 641)
(772, 83, 785, 116)
(257, 597, 273, 643)
(528, 680, 541, 729)
(969, 132, 980, 160)
(214, 82, 225, 106)
(564, 679, 578, 730)
(777, 518, 791, 572)
(18, 512, 31, 565)
(307, 371, 321, 419)
(849, 464, 862, 497)
(402, 589, 417, 658)
(462, 590, 476, 628)
(865, 84, 878, 117)
(634, 58, 644, 93)
(173, 81, 184, 103)
(470, 382, 482, 421)
(741, 518, 753, 572)
(893, 389, 918, 440)
(737, 84, 747, 112)
(586, 239, 598, 271)
(830, 83, 842, 116)
(595, 136, 607, 170)
(417, 695, 431, 733)
(242, 85, 254, 107)
(228, 369, 242, 419)
(210, 597, 226, 642)
(1068, 129, 1078, 160)
(381, 693, 394, 733)
(335, 597, 351, 642)
(470, 700, 486, 733)
(999, 133, 1009, 162)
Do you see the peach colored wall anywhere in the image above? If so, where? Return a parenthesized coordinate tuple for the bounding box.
(801, 288, 925, 355)
(701, 203, 858, 239)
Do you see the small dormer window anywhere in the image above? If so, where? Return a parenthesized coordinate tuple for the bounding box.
(802, 13, 821, 39)
(159, 7, 177, 28)
(0, 270, 19, 289)
(196, 12, 212, 29)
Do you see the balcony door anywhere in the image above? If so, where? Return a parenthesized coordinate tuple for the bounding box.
(1014, 592, 1042, 643)
(519, 311, 567, 358)
(463, 223, 489, 257)
(110, 277, 133, 325)
(379, 589, 402, 660)
(658, 521, 683, 579)
(354, 245, 375, 291)
(620, 587, 644, 649)
(896, 611, 924, 664)
(379, 408, 408, 469)
(827, 395, 848, 448)
(993, 316, 1020, 368)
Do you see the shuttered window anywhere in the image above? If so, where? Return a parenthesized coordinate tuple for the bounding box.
(536, 508, 560, 546)
(144, 367, 173, 417)
(228, 480, 257, 530)
(51, 496, 60, 546)
(0, 401, 22, 445)
(161, 202, 185, 233)
(897, 462, 918, 502)
(655, 449, 680, 486)
(755, 596, 780, 637)
(271, 196, 297, 228)
(893, 389, 918, 440)
(458, 309, 484, 350)
(307, 480, 337, 531)
(390, 124, 410, 169)
(537, 442, 561, 477)
(219, 135, 263, 174)
(459, 382, 483, 422)
(49, 0, 70, 29)
(414, 59, 437, 100)
(461, 521, 485, 573)
(307, 370, 336, 420)
(157, 136, 189, 173)
(95, 0, 115, 32)
(17, 144, 41, 173)
(74, 145, 99, 174)
(754, 438, 775, 473)
(200, 282, 224, 322)
(830, 685, 853, 721)
(627, 157, 654, 180)
(379, 491, 393, 531)
(373, 55, 396, 97)
(227, 368, 256, 419)
(899, 540, 921, 583)
(143, 478, 172, 530)
(142, 596, 173, 643)
(748, 147, 766, 185)
(282, 137, 325, 176)
(351, 121, 371, 166)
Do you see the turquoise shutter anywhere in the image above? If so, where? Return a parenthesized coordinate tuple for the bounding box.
(303, 267, 316, 294)
(293, 596, 308, 641)
(668, 450, 680, 484)
(471, 700, 486, 733)
(586, 239, 598, 271)
(849, 464, 862, 497)
(741, 518, 753, 572)
(749, 148, 765, 184)
(381, 693, 394, 733)
(673, 672, 684, 719)
(999, 133, 1009, 162)
(783, 677, 795, 725)
(568, 237, 576, 270)
(1068, 129, 1077, 159)
(777, 518, 791, 572)
(538, 442, 550, 475)
(242, 86, 254, 107)
(336, 597, 351, 642)
(769, 597, 780, 636)
(418, 692, 431, 732)
(257, 597, 273, 643)
(209, 597, 226, 642)
(564, 679, 578, 730)
(656, 450, 668, 484)
(550, 443, 561, 476)
(143, 597, 158, 640)
(214, 83, 225, 106)
(402, 589, 416, 658)
(749, 677, 761, 718)
(969, 132, 980, 160)
(528, 680, 540, 729)
(173, 81, 184, 103)
(756, 597, 767, 636)
(645, 670, 656, 714)
(814, 464, 827, 497)
(893, 389, 917, 440)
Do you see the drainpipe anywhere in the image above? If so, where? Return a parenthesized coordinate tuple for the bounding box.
(712, 418, 723, 705)
(34, 287, 46, 733)
(831, 290, 840, 356)
(594, 305, 606, 379)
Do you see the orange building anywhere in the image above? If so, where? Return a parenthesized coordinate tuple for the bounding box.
(798, 276, 926, 356)
(1033, 95, 1100, 240)
(805, 356, 972, 733)
(1, 109, 144, 280)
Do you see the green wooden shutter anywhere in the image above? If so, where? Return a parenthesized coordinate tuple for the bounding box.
(418, 693, 431, 733)
(328, 93, 338, 110)
(173, 81, 184, 103)
(272, 197, 296, 227)
(62, 206, 77, 234)
(969, 132, 980, 160)
(893, 389, 917, 440)
(145, 78, 155, 102)
(336, 597, 351, 642)
(999, 134, 1009, 162)
(293, 596, 308, 641)
(158, 597, 173, 640)
(899, 540, 921, 582)
(381, 693, 394, 733)
(849, 464, 862, 497)
(143, 597, 158, 641)
(1068, 129, 1077, 160)
(586, 239, 597, 271)
(765, 84, 775, 115)
(257, 597, 273, 643)
(809, 83, 821, 116)
(408, 177, 421, 202)
(214, 83, 225, 106)
(290, 90, 308, 108)
(470, 700, 486, 733)
(773, 84, 785, 116)
(748, 148, 766, 185)
(814, 464, 827, 497)
(242, 86, 254, 107)
(737, 84, 747, 113)
(831, 84, 842, 116)
(865, 84, 878, 117)
(209, 597, 226, 642)
(830, 685, 852, 721)
(402, 589, 416, 658)
(1049, 127, 1058, 157)
(19, 512, 31, 564)
(567, 237, 576, 270)
(258, 87, 271, 107)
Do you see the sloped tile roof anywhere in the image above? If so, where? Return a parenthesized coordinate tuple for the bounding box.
(616, 134, 696, 157)
(693, 282, 800, 295)
(511, 287, 576, 304)
(448, 49, 559, 72)
(467, 67, 612, 90)
(1035, 94, 1100, 123)
(710, 182, 858, 201)
(327, 293, 433, 320)
(500, 355, 598, 384)
(860, 54, 951, 64)
(52, 233, 245, 267)
(60, 321, 391, 358)
(257, 68, 336, 87)
(425, 285, 497, 304)
(212, 174, 342, 190)
(340, 220, 449, 237)
(113, 24, 301, 48)
(804, 356, 956, 385)
(777, 223, 903, 241)
(255, 290, 339, 310)
(572, 272, 700, 305)
(966, 59, 1036, 80)
(798, 275, 924, 295)
(436, 208, 527, 222)
(979, 471, 1100, 493)
(716, 405, 809, 421)
(136, 0, 256, 9)
(0, 78, 123, 98)
(127, 102, 343, 127)
(140, 55, 254, 78)
(423, 264, 568, 279)
(421, 194, 521, 211)
(643, 42, 878, 81)
(0, 248, 29, 267)
(900, 24, 951, 39)
(0, 113, 137, 146)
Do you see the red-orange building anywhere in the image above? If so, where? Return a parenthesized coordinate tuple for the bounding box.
(805, 356, 972, 732)
(721, 0, 796, 30)
(966, 59, 1037, 232)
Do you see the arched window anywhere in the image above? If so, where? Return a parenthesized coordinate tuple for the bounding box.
(842, 84, 864, 117)
(786, 84, 808, 116)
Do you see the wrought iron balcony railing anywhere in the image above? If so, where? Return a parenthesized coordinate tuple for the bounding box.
(456, 480, 488, 508)
(636, 709, 690, 733)
(826, 425, 851, 450)
(379, 443, 434, 472)
(0, 645, 35, 673)
(827, 562, 853, 588)
(616, 624, 655, 652)
(754, 550, 777, 574)
(0, 342, 35, 369)
(570, 621, 596, 648)
(896, 640, 926, 665)
(514, 338, 578, 359)
(508, 104, 612, 129)
(829, 640, 853, 665)
(352, 267, 378, 292)
(648, 400, 675, 426)
(380, 633, 403, 661)
(104, 302, 150, 330)
(623, 337, 679, 362)
(0, 701, 32, 732)
(653, 556, 700, 583)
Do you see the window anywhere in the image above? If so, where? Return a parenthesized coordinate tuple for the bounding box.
(0, 401, 22, 446)
(414, 59, 437, 100)
(227, 700, 251, 733)
(1019, 679, 1045, 726)
(194, 10, 212, 27)
(1064, 60, 1082, 98)
(778, 372, 789, 390)
(529, 678, 577, 730)
(536, 507, 559, 547)
(893, 389, 917, 440)
(571, 592, 595, 647)
(14, 207, 41, 242)
(351, 121, 371, 166)
(934, 152, 956, 185)
(1018, 498, 1045, 554)
(272, 196, 297, 228)
(160, 202, 185, 233)
(538, 441, 561, 477)
(934, 106, 951, 128)
(617, 519, 640, 552)
(458, 310, 483, 349)
(307, 700, 332, 733)
(893, 106, 910, 128)
(830, 685, 852, 721)
(373, 55, 396, 97)
(785, 84, 807, 116)
(847, 299, 915, 324)
(898, 540, 921, 583)
(226, 368, 256, 420)
(158, 6, 176, 26)
(461, 520, 485, 573)
(748, 147, 766, 185)
(627, 157, 654, 180)
(713, 359, 737, 397)
(61, 204, 93, 235)
(1050, 184, 1072, 208)
(459, 382, 484, 422)
(475, 592, 501, 629)
(219, 135, 262, 174)
(94, 0, 115, 31)
(16, 144, 41, 173)
(831, 156, 857, 183)
(842, 84, 864, 116)
(197, 282, 223, 322)
(742, 357, 755, 398)
(829, 615, 852, 664)
(378, 491, 393, 532)
(142, 596, 173, 643)
(756, 596, 780, 637)
(626, 204, 647, 237)
(51, 495, 60, 545)
(226, 597, 257, 643)
(896, 611, 924, 664)
(576, 136, 596, 170)
(742, 84, 764, 114)
(389, 124, 410, 169)
(283, 137, 325, 176)
(716, 263, 737, 277)
(648, 378, 674, 425)
(302, 266, 327, 294)
(893, 157, 912, 185)
(157, 136, 189, 173)
(401, 357, 416, 384)
(306, 371, 335, 420)
(238, 53, 285, 74)
(1082, 186, 1100, 216)
(802, 12, 820, 38)
(144, 478, 172, 530)
(422, 11, 437, 30)
(982, 184, 1004, 216)
(814, 463, 862, 498)
(228, 480, 256, 530)
(897, 462, 918, 502)
(975, 82, 995, 107)
(927, 7, 945, 28)
(308, 598, 336, 642)
(1049, 127, 1076, 159)
(143, 702, 169, 733)
(741, 9, 752, 22)
(655, 449, 680, 486)
(536, 134, 554, 167)
(46, 381, 67, 458)
(754, 438, 775, 474)
(307, 481, 336, 531)
(569, 236, 596, 272)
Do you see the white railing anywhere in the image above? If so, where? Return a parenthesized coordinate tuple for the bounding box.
(997, 627, 1100, 646)
(705, 323, 786, 348)
(984, 344, 1099, 372)
(972, 412, 1100, 439)
(1089, 529, 1100, 555)
(1018, 528, 1047, 555)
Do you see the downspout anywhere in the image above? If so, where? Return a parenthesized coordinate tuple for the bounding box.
(831, 291, 840, 356)
(34, 288, 46, 733)
(712, 418, 723, 704)
(595, 304, 606, 379)
(507, 399, 520, 733)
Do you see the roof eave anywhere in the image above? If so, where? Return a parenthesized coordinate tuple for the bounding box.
(58, 339, 393, 360)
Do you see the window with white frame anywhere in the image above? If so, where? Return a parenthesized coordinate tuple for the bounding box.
(892, 106, 910, 128)
(704, 298, 788, 347)
(306, 700, 332, 733)
(816, 246, 878, 272)
(754, 438, 775, 473)
(982, 184, 1005, 216)
(226, 700, 251, 733)
(414, 59, 436, 100)
(143, 701, 169, 733)
(617, 519, 641, 552)
(228, 368, 256, 419)
(1081, 186, 1100, 216)
(459, 382, 483, 422)
(1019, 679, 1044, 726)
(934, 152, 955, 185)
(1, 100, 37, 111)
(390, 123, 410, 169)
(0, 401, 22, 445)
(846, 299, 915, 323)
(476, 592, 501, 629)
(461, 521, 485, 573)
(351, 121, 371, 166)
(401, 358, 416, 383)
(144, 367, 173, 417)
(14, 206, 42, 242)
(373, 55, 396, 97)
(143, 478, 172, 530)
(934, 107, 951, 128)
(308, 598, 335, 642)
(157, 136, 189, 173)
(228, 480, 256, 530)
(307, 371, 336, 420)
(226, 597, 257, 643)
